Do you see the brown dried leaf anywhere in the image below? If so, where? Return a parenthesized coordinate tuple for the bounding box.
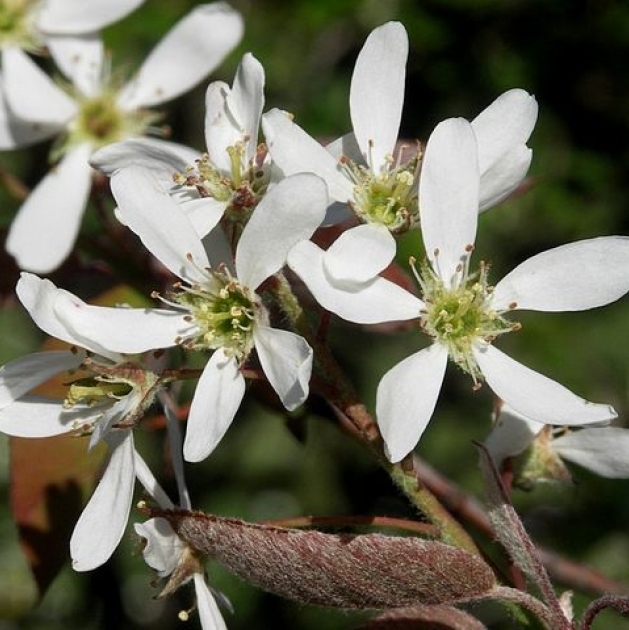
(357, 605, 488, 629)
(11, 435, 106, 595)
(160, 509, 497, 610)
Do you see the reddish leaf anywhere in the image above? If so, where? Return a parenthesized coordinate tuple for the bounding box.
(160, 509, 497, 610)
(6, 283, 147, 597)
(358, 605, 488, 629)
(10, 435, 106, 595)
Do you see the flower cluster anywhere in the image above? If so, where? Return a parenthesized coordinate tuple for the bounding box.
(1, 11, 629, 630)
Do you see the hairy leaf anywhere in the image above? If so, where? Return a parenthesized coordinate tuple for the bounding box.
(358, 605, 488, 629)
(160, 509, 497, 609)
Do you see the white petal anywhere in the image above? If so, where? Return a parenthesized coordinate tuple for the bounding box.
(205, 80, 229, 127)
(228, 53, 264, 160)
(71, 431, 135, 571)
(478, 145, 532, 212)
(205, 53, 264, 167)
(16, 273, 120, 361)
(90, 137, 200, 178)
(203, 81, 235, 173)
(184, 351, 245, 463)
(325, 132, 363, 163)
(182, 197, 226, 238)
(7, 143, 93, 273)
(55, 298, 187, 355)
(288, 240, 422, 324)
(46, 35, 104, 97)
(554, 427, 629, 478)
(117, 4, 243, 110)
(16, 273, 86, 344)
(492, 237, 629, 312)
(262, 108, 354, 203)
(0, 351, 81, 406)
(0, 396, 72, 437)
(236, 173, 328, 289)
(323, 224, 396, 284)
(0, 74, 60, 149)
(134, 450, 174, 509)
(2, 47, 77, 125)
(195, 574, 228, 630)
(472, 89, 538, 210)
(350, 22, 408, 172)
(202, 221, 235, 271)
(483, 404, 544, 465)
(110, 166, 210, 283)
(88, 396, 128, 450)
(37, 0, 145, 34)
(134, 517, 183, 577)
(419, 118, 479, 286)
(253, 326, 312, 411)
(473, 344, 617, 426)
(376, 344, 448, 463)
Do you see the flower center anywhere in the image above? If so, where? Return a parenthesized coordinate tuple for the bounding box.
(413, 251, 519, 382)
(64, 376, 133, 408)
(174, 142, 271, 229)
(0, 0, 40, 51)
(169, 265, 266, 361)
(61, 358, 162, 435)
(55, 87, 159, 159)
(341, 145, 420, 233)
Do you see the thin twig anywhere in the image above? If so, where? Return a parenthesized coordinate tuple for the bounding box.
(412, 455, 629, 596)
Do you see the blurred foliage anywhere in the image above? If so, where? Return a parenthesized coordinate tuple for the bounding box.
(1, 0, 629, 628)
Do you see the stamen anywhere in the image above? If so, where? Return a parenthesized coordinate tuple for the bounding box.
(172, 142, 272, 229)
(160, 265, 267, 362)
(415, 250, 520, 382)
(338, 144, 420, 233)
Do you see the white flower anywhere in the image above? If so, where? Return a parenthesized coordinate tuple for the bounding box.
(1, 3, 243, 273)
(0, 272, 188, 570)
(485, 404, 629, 481)
(288, 117, 629, 463)
(54, 168, 327, 462)
(91, 52, 275, 240)
(262, 20, 537, 239)
(0, 0, 144, 54)
(134, 455, 229, 630)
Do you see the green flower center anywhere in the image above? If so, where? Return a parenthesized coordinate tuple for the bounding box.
(0, 0, 40, 51)
(64, 376, 133, 408)
(174, 142, 271, 229)
(171, 266, 266, 361)
(54, 87, 160, 159)
(61, 359, 161, 434)
(413, 252, 519, 382)
(341, 146, 420, 234)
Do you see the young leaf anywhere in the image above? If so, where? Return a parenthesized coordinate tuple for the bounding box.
(357, 604, 488, 629)
(159, 509, 497, 610)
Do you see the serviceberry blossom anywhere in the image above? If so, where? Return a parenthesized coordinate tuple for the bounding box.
(288, 117, 629, 463)
(1, 3, 243, 273)
(134, 403, 229, 630)
(136, 514, 229, 629)
(0, 0, 144, 55)
(92, 52, 275, 240)
(263, 20, 537, 239)
(0, 272, 186, 570)
(485, 403, 629, 484)
(58, 168, 327, 463)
